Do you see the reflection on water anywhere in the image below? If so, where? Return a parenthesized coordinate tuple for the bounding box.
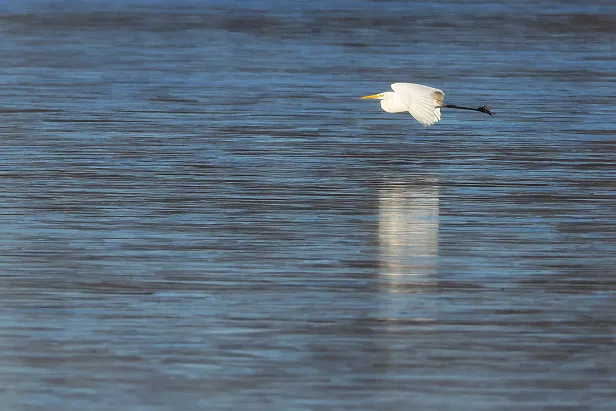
(378, 179, 439, 283)
(377, 179, 439, 325)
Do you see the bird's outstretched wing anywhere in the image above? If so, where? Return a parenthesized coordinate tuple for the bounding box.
(391, 83, 444, 126)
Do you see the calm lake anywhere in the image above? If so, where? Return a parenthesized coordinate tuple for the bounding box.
(0, 0, 615, 410)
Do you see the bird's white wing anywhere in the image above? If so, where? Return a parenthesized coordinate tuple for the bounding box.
(391, 83, 444, 126)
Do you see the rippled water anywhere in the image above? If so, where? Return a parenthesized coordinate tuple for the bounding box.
(0, 0, 615, 410)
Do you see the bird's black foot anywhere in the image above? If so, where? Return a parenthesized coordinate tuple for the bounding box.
(478, 105, 493, 116)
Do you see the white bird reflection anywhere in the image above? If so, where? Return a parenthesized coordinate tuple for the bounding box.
(377, 180, 440, 325)
(378, 180, 439, 287)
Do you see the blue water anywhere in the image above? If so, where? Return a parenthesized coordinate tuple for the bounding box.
(0, 0, 615, 410)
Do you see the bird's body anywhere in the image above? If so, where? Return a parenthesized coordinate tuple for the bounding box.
(361, 82, 492, 126)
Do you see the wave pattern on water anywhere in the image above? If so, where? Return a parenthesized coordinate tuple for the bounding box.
(0, 0, 615, 410)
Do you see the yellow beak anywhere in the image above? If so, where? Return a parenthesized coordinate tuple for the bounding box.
(361, 94, 380, 99)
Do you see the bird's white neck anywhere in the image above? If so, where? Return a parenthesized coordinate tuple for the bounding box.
(380, 92, 408, 114)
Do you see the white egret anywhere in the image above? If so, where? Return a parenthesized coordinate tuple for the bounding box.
(361, 82, 493, 126)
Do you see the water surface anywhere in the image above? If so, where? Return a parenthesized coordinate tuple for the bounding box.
(0, 0, 615, 410)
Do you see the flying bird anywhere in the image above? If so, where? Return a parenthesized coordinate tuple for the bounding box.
(361, 82, 493, 126)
